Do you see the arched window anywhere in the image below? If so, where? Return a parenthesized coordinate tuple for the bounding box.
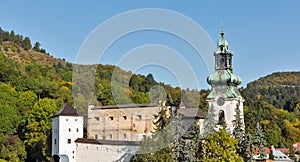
(218, 110, 225, 124)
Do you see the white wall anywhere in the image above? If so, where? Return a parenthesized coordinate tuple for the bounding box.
(76, 142, 139, 162)
(52, 116, 83, 162)
(207, 97, 244, 133)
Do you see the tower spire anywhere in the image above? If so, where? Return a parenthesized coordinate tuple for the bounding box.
(220, 21, 224, 37)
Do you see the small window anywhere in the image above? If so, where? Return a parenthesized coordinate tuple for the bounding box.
(66, 119, 69, 121)
(69, 128, 71, 132)
(54, 139, 56, 145)
(109, 134, 113, 139)
(95, 116, 99, 121)
(109, 116, 114, 120)
(137, 115, 142, 120)
(75, 119, 77, 122)
(123, 133, 126, 139)
(123, 116, 127, 120)
(95, 134, 98, 139)
(67, 139, 71, 144)
(76, 128, 79, 132)
(152, 114, 158, 119)
(72, 151, 75, 154)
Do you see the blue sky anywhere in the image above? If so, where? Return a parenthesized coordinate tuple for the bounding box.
(1, 1, 300, 89)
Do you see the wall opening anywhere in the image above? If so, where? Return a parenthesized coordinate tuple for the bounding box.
(218, 110, 225, 125)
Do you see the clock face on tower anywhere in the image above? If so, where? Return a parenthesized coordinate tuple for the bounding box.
(217, 97, 225, 106)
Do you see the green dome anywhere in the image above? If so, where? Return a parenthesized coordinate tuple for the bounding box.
(207, 69, 242, 86)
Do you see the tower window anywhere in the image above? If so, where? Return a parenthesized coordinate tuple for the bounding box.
(69, 128, 71, 132)
(54, 139, 56, 145)
(67, 139, 71, 144)
(218, 110, 225, 124)
(76, 128, 79, 132)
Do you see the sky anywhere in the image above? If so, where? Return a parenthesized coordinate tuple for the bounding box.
(1, 1, 300, 89)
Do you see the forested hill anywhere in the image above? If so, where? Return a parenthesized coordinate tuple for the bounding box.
(241, 72, 300, 112)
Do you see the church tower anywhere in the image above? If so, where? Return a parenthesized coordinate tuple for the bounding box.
(52, 103, 83, 162)
(206, 31, 244, 133)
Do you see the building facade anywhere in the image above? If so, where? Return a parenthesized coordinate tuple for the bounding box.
(206, 31, 244, 132)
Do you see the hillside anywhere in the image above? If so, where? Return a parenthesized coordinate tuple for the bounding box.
(241, 72, 300, 112)
(0, 41, 67, 66)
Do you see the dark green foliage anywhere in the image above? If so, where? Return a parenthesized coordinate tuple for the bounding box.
(254, 123, 267, 160)
(172, 120, 201, 161)
(201, 104, 217, 138)
(0, 135, 27, 161)
(232, 101, 246, 156)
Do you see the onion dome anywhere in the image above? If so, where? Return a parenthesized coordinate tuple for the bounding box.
(207, 70, 241, 86)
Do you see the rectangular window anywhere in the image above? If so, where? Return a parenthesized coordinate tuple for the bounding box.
(54, 139, 56, 145)
(95, 134, 98, 139)
(123, 133, 126, 139)
(137, 115, 142, 120)
(69, 128, 71, 132)
(67, 139, 71, 144)
(75, 119, 77, 122)
(109, 134, 113, 139)
(76, 128, 79, 132)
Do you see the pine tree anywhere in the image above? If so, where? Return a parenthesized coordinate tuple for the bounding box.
(232, 101, 245, 156)
(131, 102, 172, 161)
(201, 104, 217, 138)
(253, 122, 267, 160)
(172, 120, 201, 161)
(244, 133, 255, 162)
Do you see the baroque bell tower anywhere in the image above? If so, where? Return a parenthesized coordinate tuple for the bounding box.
(206, 30, 244, 133)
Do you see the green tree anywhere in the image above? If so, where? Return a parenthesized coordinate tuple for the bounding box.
(0, 83, 20, 136)
(131, 102, 172, 161)
(201, 104, 217, 138)
(253, 122, 267, 160)
(32, 41, 41, 52)
(201, 128, 243, 162)
(232, 102, 245, 156)
(172, 120, 201, 161)
(22, 37, 32, 50)
(18, 91, 37, 114)
(0, 135, 26, 162)
(22, 98, 57, 161)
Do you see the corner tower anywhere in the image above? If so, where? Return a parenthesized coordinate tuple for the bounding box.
(206, 31, 244, 133)
(52, 103, 83, 162)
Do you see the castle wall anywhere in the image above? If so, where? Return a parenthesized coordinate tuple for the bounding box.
(87, 104, 161, 141)
(75, 139, 139, 162)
